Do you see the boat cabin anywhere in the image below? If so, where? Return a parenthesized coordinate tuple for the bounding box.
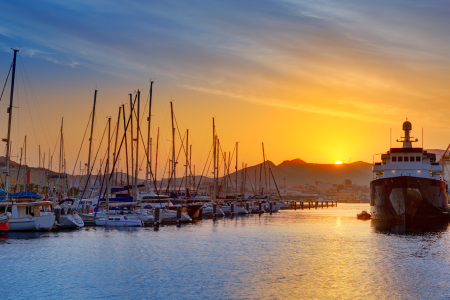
(372, 120, 442, 180)
(0, 201, 53, 219)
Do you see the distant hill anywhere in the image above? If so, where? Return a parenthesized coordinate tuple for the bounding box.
(227, 158, 373, 187)
(4, 149, 446, 188)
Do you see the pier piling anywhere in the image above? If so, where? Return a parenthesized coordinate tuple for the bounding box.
(176, 205, 182, 227)
(213, 203, 217, 220)
(154, 207, 161, 229)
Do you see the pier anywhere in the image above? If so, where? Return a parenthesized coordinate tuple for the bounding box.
(279, 200, 338, 210)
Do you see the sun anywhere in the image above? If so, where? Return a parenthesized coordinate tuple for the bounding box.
(335, 161, 343, 164)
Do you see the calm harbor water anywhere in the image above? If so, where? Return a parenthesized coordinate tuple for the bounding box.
(1, 203, 450, 299)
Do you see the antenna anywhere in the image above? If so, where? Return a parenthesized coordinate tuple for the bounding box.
(422, 127, 423, 148)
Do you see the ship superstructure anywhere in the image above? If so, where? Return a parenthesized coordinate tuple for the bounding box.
(370, 120, 448, 223)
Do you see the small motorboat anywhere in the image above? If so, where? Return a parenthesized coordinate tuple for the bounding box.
(95, 215, 143, 227)
(357, 210, 371, 220)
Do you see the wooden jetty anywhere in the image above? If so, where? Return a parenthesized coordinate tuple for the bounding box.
(279, 200, 338, 210)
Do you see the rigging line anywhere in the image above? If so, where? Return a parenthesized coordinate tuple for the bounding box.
(138, 91, 150, 129)
(87, 146, 108, 200)
(195, 145, 213, 195)
(107, 94, 137, 182)
(69, 110, 92, 178)
(195, 119, 212, 179)
(164, 131, 187, 191)
(218, 144, 235, 194)
(173, 113, 189, 160)
(93, 165, 107, 217)
(268, 162, 282, 200)
(18, 60, 40, 164)
(18, 54, 52, 147)
(61, 126, 76, 175)
(246, 169, 257, 196)
(51, 132, 61, 170)
(158, 146, 171, 194)
(76, 121, 108, 207)
(0, 61, 12, 102)
(136, 93, 151, 171)
(194, 142, 213, 194)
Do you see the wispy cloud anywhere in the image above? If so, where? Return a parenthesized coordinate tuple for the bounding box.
(1, 0, 450, 126)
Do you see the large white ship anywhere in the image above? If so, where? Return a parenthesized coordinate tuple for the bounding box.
(371, 120, 448, 223)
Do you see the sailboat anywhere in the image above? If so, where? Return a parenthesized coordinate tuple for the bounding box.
(93, 107, 143, 227)
(0, 49, 55, 231)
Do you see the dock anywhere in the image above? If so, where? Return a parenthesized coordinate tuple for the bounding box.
(279, 200, 338, 210)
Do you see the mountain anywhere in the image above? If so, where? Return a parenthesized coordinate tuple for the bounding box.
(227, 159, 373, 187)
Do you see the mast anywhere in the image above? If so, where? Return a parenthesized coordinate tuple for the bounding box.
(190, 144, 192, 191)
(146, 81, 153, 193)
(130, 94, 134, 189)
(171, 102, 175, 195)
(87, 90, 97, 181)
(59, 118, 63, 193)
(217, 138, 219, 197)
(39, 145, 41, 193)
(185, 129, 189, 198)
(15, 147, 22, 193)
(5, 49, 18, 196)
(24, 135, 27, 192)
(262, 142, 269, 198)
(113, 106, 121, 188)
(227, 152, 230, 195)
(48, 148, 50, 190)
(223, 152, 226, 194)
(42, 153, 46, 193)
(106, 117, 111, 214)
(155, 127, 160, 192)
(235, 142, 238, 198)
(122, 104, 130, 194)
(212, 118, 216, 201)
(241, 162, 244, 196)
(134, 90, 140, 199)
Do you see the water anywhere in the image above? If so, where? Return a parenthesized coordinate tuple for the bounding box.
(1, 203, 450, 299)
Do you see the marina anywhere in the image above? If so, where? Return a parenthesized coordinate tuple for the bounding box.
(2, 1, 450, 299)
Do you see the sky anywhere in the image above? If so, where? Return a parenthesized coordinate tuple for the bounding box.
(1, 0, 450, 179)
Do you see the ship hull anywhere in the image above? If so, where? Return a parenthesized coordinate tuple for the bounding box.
(370, 176, 448, 224)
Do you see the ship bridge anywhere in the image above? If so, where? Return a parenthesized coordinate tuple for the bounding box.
(372, 120, 442, 180)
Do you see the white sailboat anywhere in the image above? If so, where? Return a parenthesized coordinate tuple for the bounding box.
(95, 215, 143, 227)
(0, 50, 56, 231)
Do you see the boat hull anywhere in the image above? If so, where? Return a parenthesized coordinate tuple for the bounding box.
(59, 214, 84, 229)
(370, 176, 448, 224)
(0, 222, 9, 231)
(8, 215, 56, 231)
(95, 218, 143, 227)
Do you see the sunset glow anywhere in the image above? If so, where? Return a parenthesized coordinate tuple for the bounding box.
(335, 161, 343, 165)
(1, 1, 449, 177)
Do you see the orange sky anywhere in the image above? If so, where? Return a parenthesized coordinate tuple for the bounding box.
(2, 1, 450, 179)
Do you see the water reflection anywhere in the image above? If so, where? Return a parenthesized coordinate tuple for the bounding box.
(1, 231, 54, 240)
(2, 204, 450, 300)
(371, 220, 449, 235)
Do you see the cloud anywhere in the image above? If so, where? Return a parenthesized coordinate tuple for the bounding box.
(1, 0, 450, 127)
